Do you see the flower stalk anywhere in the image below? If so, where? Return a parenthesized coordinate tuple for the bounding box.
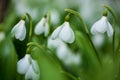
(103, 4, 117, 54)
(65, 9, 89, 34)
(26, 13, 33, 42)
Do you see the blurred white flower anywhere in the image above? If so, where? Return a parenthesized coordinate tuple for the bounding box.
(0, 32, 5, 42)
(65, 53, 81, 65)
(56, 44, 71, 61)
(34, 17, 49, 37)
(92, 34, 104, 48)
(25, 59, 40, 80)
(47, 37, 66, 49)
(91, 16, 113, 37)
(14, 0, 38, 20)
(50, 9, 60, 25)
(11, 20, 26, 41)
(17, 54, 31, 74)
(51, 21, 75, 43)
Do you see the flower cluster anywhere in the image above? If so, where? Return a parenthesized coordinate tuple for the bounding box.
(11, 15, 75, 43)
(10, 5, 116, 80)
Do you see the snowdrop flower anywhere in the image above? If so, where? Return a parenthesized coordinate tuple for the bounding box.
(34, 16, 49, 37)
(25, 60, 40, 80)
(91, 16, 113, 37)
(11, 20, 26, 41)
(17, 54, 40, 80)
(0, 32, 5, 42)
(17, 54, 31, 74)
(51, 21, 75, 43)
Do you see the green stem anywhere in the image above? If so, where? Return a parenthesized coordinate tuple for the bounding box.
(65, 13, 71, 21)
(61, 71, 80, 80)
(103, 4, 117, 53)
(65, 9, 89, 34)
(27, 42, 43, 50)
(65, 8, 101, 64)
(26, 13, 33, 42)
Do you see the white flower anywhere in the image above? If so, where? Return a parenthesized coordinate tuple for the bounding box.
(11, 20, 26, 41)
(0, 32, 5, 42)
(51, 22, 75, 43)
(17, 54, 31, 74)
(34, 17, 49, 37)
(91, 16, 113, 37)
(17, 54, 40, 80)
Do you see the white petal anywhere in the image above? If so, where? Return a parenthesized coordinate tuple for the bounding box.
(34, 17, 46, 35)
(11, 20, 23, 37)
(25, 65, 40, 80)
(17, 54, 31, 74)
(31, 59, 40, 74)
(51, 25, 63, 40)
(91, 16, 107, 35)
(15, 24, 26, 41)
(44, 22, 49, 37)
(106, 21, 113, 37)
(59, 22, 75, 43)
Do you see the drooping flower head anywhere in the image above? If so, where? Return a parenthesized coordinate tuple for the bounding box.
(34, 15, 49, 37)
(91, 16, 113, 37)
(25, 59, 40, 80)
(51, 21, 75, 43)
(11, 20, 26, 41)
(17, 54, 40, 80)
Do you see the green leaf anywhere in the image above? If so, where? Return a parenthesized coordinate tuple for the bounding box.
(0, 35, 18, 80)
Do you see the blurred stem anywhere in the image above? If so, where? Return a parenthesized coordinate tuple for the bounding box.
(26, 46, 31, 54)
(61, 71, 80, 80)
(103, 4, 117, 54)
(65, 9, 101, 64)
(27, 42, 43, 50)
(26, 13, 33, 42)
